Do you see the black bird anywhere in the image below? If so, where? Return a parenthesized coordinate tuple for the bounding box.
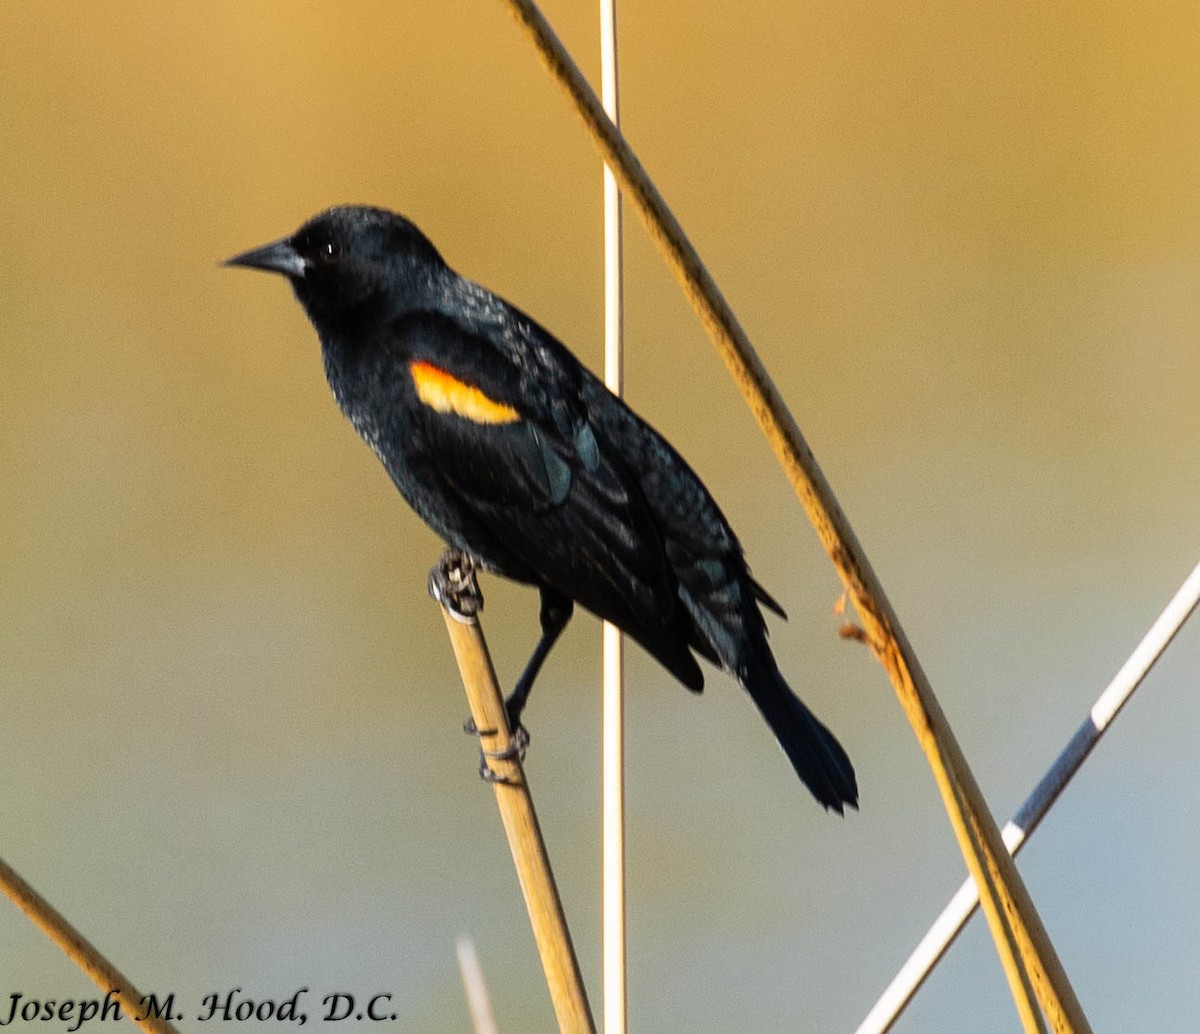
(226, 205, 857, 812)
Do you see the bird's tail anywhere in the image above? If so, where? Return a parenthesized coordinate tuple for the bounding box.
(739, 653, 858, 813)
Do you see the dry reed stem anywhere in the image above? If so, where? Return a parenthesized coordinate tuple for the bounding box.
(432, 552, 595, 1034)
(0, 855, 182, 1034)
(859, 559, 1200, 1033)
(457, 935, 501, 1034)
(599, 1, 627, 1031)
(495, 2, 1091, 1030)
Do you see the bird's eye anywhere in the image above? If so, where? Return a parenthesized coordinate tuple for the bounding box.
(317, 239, 342, 265)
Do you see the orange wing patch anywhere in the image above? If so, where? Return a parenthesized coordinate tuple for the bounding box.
(409, 360, 520, 424)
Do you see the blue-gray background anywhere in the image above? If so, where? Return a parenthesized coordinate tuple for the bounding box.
(3, 2, 1198, 1030)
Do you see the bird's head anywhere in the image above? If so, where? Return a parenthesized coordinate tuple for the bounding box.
(225, 205, 445, 324)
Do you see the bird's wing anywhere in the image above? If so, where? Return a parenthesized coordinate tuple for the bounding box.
(396, 311, 682, 641)
(580, 381, 790, 663)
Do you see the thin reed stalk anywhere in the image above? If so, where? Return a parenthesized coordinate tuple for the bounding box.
(858, 560, 1200, 1033)
(494, 3, 1091, 1030)
(0, 855, 182, 1034)
(457, 935, 501, 1034)
(431, 550, 596, 1034)
(598, 1, 627, 1032)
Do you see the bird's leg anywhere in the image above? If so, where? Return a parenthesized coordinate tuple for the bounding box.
(429, 550, 511, 779)
(487, 588, 574, 759)
(438, 562, 572, 775)
(462, 589, 573, 770)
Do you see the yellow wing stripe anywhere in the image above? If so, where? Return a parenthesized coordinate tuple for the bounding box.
(409, 360, 521, 425)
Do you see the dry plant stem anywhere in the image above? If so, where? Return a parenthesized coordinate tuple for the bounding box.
(432, 554, 596, 1034)
(859, 559, 1200, 1034)
(496, 2, 1091, 1031)
(599, 1, 627, 1032)
(0, 855, 182, 1034)
(457, 935, 501, 1034)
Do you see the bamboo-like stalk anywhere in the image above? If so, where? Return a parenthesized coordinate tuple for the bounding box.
(430, 551, 596, 1034)
(0, 855, 182, 1034)
(495, 3, 1090, 1031)
(598, 1, 627, 1032)
(858, 560, 1200, 1033)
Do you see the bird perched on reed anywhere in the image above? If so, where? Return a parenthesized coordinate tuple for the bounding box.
(228, 205, 857, 812)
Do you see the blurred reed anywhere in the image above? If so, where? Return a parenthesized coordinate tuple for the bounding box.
(457, 934, 500, 1034)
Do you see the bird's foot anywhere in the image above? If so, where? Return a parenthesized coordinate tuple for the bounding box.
(463, 716, 530, 783)
(485, 723, 529, 761)
(428, 548, 483, 618)
(462, 716, 497, 738)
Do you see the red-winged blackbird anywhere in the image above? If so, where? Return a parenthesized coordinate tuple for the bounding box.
(227, 205, 857, 812)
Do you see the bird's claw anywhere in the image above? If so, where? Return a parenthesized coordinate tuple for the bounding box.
(483, 724, 530, 761)
(429, 549, 483, 618)
(478, 762, 513, 784)
(463, 716, 498, 738)
(464, 716, 529, 783)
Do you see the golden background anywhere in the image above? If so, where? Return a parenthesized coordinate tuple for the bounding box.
(3, 2, 1199, 1029)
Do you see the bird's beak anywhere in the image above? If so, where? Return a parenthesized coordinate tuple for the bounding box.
(224, 237, 307, 279)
